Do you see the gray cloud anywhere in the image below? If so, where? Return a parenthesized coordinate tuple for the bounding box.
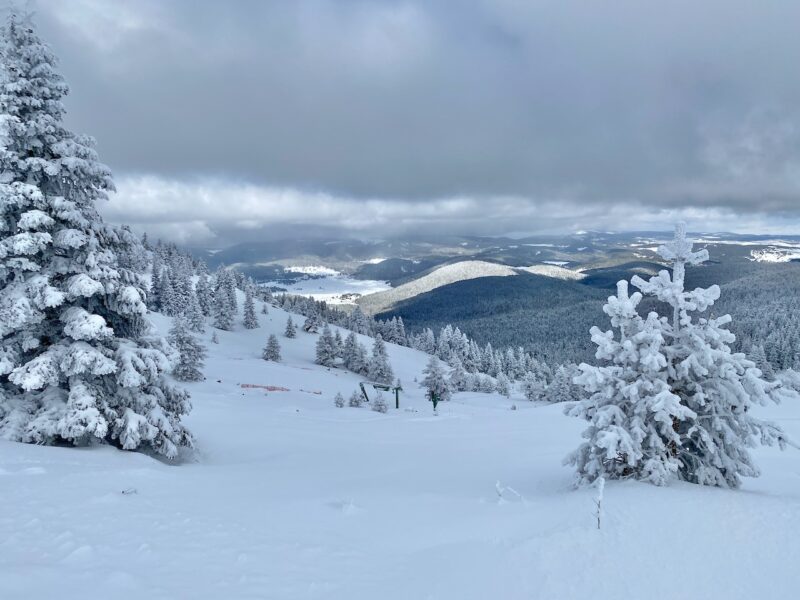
(29, 0, 800, 243)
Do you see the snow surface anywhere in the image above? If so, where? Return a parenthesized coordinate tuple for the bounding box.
(2, 303, 800, 599)
(750, 247, 800, 263)
(264, 270, 390, 305)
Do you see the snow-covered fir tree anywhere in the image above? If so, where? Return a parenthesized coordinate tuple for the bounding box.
(303, 313, 321, 334)
(421, 356, 452, 402)
(495, 372, 511, 397)
(566, 224, 788, 488)
(333, 329, 344, 359)
(348, 389, 363, 407)
(195, 275, 212, 316)
(261, 303, 268, 315)
(315, 325, 338, 367)
(334, 392, 345, 408)
(0, 13, 192, 457)
(547, 365, 574, 403)
(263, 334, 281, 362)
(342, 331, 359, 370)
(371, 390, 388, 413)
(284, 316, 297, 338)
(448, 358, 469, 392)
(212, 268, 235, 331)
(211, 331, 219, 344)
(167, 317, 206, 382)
(522, 371, 545, 402)
(367, 334, 393, 384)
(242, 286, 259, 329)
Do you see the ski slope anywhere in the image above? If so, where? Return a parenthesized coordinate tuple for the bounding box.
(2, 302, 800, 599)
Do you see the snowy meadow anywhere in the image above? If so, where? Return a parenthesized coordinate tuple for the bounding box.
(3, 304, 800, 599)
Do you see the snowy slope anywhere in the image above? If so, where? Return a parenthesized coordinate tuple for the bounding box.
(2, 302, 800, 599)
(357, 260, 584, 314)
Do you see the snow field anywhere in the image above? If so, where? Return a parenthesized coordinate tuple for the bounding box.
(1, 302, 800, 599)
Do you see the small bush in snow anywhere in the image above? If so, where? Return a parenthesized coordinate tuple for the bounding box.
(334, 393, 345, 408)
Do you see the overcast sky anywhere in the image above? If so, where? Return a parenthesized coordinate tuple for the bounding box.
(32, 0, 800, 245)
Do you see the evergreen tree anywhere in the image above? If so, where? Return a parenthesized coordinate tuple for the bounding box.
(211, 331, 219, 344)
(168, 317, 206, 382)
(342, 331, 359, 370)
(348, 389, 363, 407)
(243, 286, 259, 329)
(548, 366, 574, 403)
(303, 313, 321, 334)
(159, 269, 177, 316)
(212, 269, 235, 331)
(315, 325, 337, 367)
(263, 334, 281, 362)
(421, 357, 452, 402)
(354, 342, 370, 377)
(567, 224, 787, 488)
(334, 392, 345, 408)
(0, 13, 192, 457)
(261, 303, 268, 315)
(333, 329, 344, 359)
(371, 390, 388, 413)
(185, 292, 206, 333)
(448, 357, 469, 392)
(522, 372, 545, 402)
(284, 316, 297, 338)
(367, 335, 394, 384)
(495, 372, 511, 397)
(195, 275, 212, 316)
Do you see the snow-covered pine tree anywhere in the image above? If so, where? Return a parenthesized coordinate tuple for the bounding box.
(261, 303, 268, 315)
(348, 389, 363, 407)
(334, 392, 345, 408)
(495, 372, 511, 397)
(315, 325, 337, 367)
(284, 316, 297, 338)
(567, 223, 788, 488)
(354, 342, 370, 377)
(421, 356, 452, 402)
(547, 365, 574, 403)
(0, 13, 192, 457)
(211, 331, 219, 344)
(212, 269, 235, 331)
(195, 275, 212, 316)
(750, 345, 775, 381)
(448, 357, 469, 392)
(333, 329, 343, 359)
(303, 313, 321, 334)
(367, 334, 394, 384)
(242, 286, 258, 329)
(159, 269, 177, 316)
(342, 331, 358, 370)
(371, 390, 388, 413)
(263, 334, 281, 362)
(168, 317, 206, 382)
(183, 288, 206, 333)
(522, 371, 545, 402)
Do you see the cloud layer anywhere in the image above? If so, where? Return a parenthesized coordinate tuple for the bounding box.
(32, 0, 800, 244)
